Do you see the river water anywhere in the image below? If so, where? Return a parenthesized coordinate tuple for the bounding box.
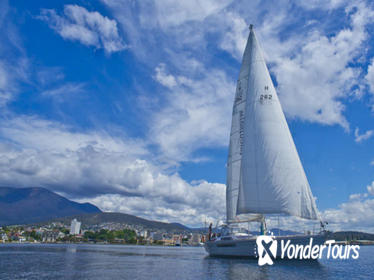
(0, 244, 373, 279)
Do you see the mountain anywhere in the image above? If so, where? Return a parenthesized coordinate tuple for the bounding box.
(268, 228, 302, 236)
(46, 212, 190, 232)
(327, 231, 374, 241)
(0, 187, 191, 231)
(0, 187, 101, 226)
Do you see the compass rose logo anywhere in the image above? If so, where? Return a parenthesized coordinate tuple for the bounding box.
(256, 235, 278, 266)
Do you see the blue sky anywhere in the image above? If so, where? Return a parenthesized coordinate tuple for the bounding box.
(1, 0, 374, 230)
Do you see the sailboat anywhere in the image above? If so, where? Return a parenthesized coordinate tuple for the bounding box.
(204, 25, 326, 258)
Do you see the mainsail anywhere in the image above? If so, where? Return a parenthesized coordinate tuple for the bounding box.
(227, 25, 319, 222)
(226, 25, 263, 223)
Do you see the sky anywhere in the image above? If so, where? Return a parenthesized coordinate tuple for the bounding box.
(1, 0, 374, 231)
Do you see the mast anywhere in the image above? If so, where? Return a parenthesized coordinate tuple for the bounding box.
(231, 25, 320, 220)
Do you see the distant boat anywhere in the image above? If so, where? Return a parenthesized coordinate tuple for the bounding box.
(204, 25, 326, 258)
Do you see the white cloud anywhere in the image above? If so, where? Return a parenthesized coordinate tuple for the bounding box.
(153, 63, 177, 88)
(36, 67, 65, 86)
(2, 115, 374, 228)
(267, 3, 373, 130)
(354, 127, 374, 143)
(0, 61, 12, 107)
(218, 12, 248, 60)
(77, 179, 225, 226)
(318, 183, 374, 232)
(150, 62, 234, 161)
(365, 58, 374, 95)
(213, 2, 374, 130)
(349, 193, 362, 200)
(102, 0, 374, 164)
(368, 181, 374, 195)
(295, 0, 348, 10)
(0, 1, 29, 108)
(151, 0, 232, 28)
(143, 2, 374, 163)
(5, 115, 374, 229)
(40, 5, 127, 53)
(0, 116, 146, 193)
(0, 58, 29, 108)
(0, 116, 225, 226)
(323, 196, 374, 232)
(41, 82, 85, 98)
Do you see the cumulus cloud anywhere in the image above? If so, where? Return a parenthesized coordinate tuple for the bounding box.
(5, 114, 374, 229)
(317, 182, 374, 232)
(0, 116, 146, 194)
(323, 187, 374, 232)
(213, 183, 374, 232)
(40, 5, 127, 53)
(263, 3, 373, 130)
(0, 116, 225, 226)
(77, 179, 225, 226)
(354, 127, 374, 143)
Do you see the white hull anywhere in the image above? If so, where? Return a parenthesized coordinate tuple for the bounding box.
(204, 234, 326, 258)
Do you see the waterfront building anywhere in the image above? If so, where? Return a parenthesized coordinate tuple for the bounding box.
(1, 233, 8, 242)
(162, 238, 174, 246)
(189, 233, 202, 246)
(42, 231, 59, 242)
(172, 234, 182, 246)
(70, 218, 81, 235)
(150, 232, 163, 241)
(18, 236, 26, 243)
(139, 230, 149, 239)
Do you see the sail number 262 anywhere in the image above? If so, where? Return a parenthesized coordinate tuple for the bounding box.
(260, 85, 272, 102)
(260, 94, 272, 101)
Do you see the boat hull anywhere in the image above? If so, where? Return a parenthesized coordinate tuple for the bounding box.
(204, 234, 326, 258)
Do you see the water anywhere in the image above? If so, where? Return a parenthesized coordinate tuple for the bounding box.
(0, 244, 373, 279)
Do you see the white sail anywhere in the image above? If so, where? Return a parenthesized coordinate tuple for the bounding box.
(235, 26, 320, 220)
(226, 26, 262, 223)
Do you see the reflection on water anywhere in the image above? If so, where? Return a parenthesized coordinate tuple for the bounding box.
(0, 244, 372, 280)
(203, 255, 326, 280)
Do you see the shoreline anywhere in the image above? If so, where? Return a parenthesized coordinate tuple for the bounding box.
(0, 241, 203, 247)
